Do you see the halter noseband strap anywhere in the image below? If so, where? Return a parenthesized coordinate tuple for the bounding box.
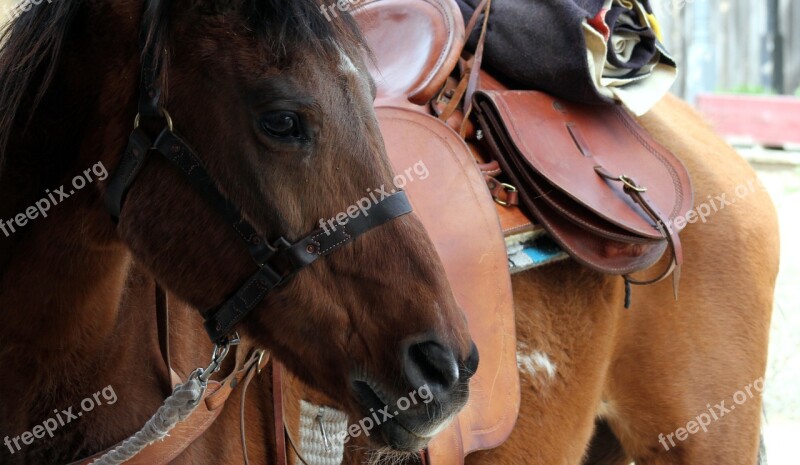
(105, 22, 413, 343)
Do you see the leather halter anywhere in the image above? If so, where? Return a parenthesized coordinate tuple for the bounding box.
(105, 4, 413, 343)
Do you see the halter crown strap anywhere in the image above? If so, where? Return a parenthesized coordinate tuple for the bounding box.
(105, 13, 414, 343)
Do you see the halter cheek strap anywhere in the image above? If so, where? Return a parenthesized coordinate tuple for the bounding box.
(106, 113, 412, 342)
(105, 37, 413, 342)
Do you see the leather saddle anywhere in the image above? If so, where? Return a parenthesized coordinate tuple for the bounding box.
(353, 0, 693, 461)
(354, 0, 520, 462)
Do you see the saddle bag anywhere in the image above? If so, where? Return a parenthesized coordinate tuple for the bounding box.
(473, 90, 694, 283)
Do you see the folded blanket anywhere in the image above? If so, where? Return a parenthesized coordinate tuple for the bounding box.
(457, 0, 677, 115)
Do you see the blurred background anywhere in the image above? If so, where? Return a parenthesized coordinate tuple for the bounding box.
(658, 0, 799, 101)
(654, 1, 800, 464)
(0, 0, 797, 463)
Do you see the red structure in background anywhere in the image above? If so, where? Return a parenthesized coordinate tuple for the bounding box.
(696, 94, 800, 148)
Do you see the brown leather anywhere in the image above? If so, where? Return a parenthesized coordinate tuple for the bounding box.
(72, 376, 224, 465)
(376, 106, 520, 457)
(468, 142, 535, 237)
(355, 0, 465, 107)
(458, 0, 491, 138)
(473, 90, 693, 276)
(432, 70, 537, 239)
(356, 1, 521, 461)
(154, 285, 183, 392)
(433, 0, 489, 131)
(357, 0, 695, 461)
(272, 362, 288, 465)
(425, 416, 465, 465)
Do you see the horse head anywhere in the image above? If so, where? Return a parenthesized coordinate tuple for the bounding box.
(110, 0, 477, 452)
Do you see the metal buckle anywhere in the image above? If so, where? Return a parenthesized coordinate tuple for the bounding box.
(190, 332, 240, 385)
(618, 175, 647, 193)
(492, 182, 518, 207)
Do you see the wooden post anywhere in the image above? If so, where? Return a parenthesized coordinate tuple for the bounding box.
(764, 0, 785, 93)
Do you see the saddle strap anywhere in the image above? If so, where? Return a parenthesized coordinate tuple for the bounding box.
(459, 0, 492, 137)
(273, 362, 288, 465)
(594, 165, 683, 299)
(436, 0, 491, 132)
(239, 349, 274, 465)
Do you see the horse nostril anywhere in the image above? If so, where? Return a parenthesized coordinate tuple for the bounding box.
(404, 340, 459, 392)
(462, 342, 479, 379)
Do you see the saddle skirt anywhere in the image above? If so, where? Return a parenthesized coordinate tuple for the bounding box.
(355, 0, 521, 461)
(354, 0, 692, 462)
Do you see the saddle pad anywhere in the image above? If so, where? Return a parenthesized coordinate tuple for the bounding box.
(354, 0, 465, 106)
(376, 106, 520, 458)
(506, 231, 569, 274)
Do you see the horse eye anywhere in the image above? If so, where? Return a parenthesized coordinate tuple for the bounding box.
(260, 111, 304, 140)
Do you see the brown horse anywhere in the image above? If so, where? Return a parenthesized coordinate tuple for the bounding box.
(263, 2, 780, 464)
(290, 95, 779, 465)
(467, 95, 779, 465)
(0, 1, 479, 464)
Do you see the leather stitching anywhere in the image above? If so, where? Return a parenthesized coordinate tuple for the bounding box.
(492, 96, 670, 240)
(312, 227, 352, 255)
(614, 108, 685, 219)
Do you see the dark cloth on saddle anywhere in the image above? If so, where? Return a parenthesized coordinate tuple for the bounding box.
(604, 4, 657, 72)
(456, 0, 657, 105)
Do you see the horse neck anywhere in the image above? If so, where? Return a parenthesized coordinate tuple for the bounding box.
(0, 7, 188, 463)
(0, 215, 178, 462)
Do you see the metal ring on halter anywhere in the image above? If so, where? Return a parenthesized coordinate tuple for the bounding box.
(133, 109, 174, 131)
(192, 332, 240, 384)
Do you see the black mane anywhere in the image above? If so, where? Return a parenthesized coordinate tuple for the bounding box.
(0, 0, 80, 171)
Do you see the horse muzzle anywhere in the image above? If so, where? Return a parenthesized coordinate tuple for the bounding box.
(351, 340, 478, 450)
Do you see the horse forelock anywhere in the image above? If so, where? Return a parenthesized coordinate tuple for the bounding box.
(242, 0, 365, 55)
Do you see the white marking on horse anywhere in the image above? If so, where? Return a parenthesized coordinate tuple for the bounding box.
(516, 342, 557, 380)
(337, 45, 359, 76)
(596, 399, 615, 419)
